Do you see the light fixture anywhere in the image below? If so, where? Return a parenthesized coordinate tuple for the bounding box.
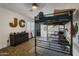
(32, 3, 38, 10)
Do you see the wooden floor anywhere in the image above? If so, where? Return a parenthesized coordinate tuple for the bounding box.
(0, 38, 70, 56)
(0, 38, 35, 56)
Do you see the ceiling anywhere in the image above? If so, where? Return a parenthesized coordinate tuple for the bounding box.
(0, 3, 79, 21)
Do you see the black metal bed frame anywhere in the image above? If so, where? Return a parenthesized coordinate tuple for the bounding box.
(34, 10, 73, 56)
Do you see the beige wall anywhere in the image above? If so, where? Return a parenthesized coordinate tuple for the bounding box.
(0, 8, 30, 49)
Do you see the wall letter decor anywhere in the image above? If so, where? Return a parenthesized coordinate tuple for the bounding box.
(9, 18, 18, 27)
(9, 18, 25, 28)
(19, 19, 25, 27)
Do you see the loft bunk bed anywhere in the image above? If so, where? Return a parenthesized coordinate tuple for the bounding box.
(34, 9, 75, 56)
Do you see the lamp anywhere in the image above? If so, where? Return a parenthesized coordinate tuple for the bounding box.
(32, 3, 38, 10)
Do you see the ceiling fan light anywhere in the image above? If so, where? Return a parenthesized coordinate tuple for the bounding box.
(32, 3, 38, 10)
(32, 5, 37, 9)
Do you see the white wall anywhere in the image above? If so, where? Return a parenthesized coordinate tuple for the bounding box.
(41, 24, 47, 37)
(65, 22, 71, 44)
(27, 21, 34, 38)
(0, 8, 31, 49)
(41, 25, 62, 37)
(73, 20, 79, 56)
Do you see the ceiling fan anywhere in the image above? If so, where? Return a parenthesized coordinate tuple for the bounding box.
(30, 3, 38, 11)
(24, 3, 45, 12)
